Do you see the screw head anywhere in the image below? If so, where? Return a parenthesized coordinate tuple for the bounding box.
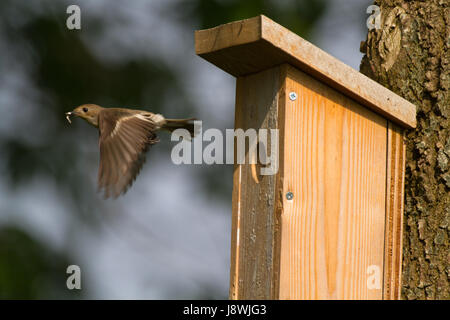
(286, 192, 294, 200)
(289, 92, 297, 101)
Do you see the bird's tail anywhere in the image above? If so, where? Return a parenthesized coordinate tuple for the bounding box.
(163, 118, 197, 137)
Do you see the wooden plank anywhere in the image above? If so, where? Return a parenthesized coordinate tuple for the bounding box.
(278, 65, 388, 299)
(229, 66, 283, 299)
(383, 122, 405, 300)
(195, 15, 416, 129)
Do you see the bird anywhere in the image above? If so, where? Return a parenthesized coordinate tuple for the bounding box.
(65, 103, 195, 199)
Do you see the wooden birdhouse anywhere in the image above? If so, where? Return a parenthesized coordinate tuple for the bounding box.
(195, 15, 416, 300)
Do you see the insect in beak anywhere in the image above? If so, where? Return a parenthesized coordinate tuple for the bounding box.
(65, 112, 73, 124)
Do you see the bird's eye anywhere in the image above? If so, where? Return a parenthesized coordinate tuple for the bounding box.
(83, 107, 88, 112)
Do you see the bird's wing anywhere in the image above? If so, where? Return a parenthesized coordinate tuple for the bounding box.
(98, 109, 159, 198)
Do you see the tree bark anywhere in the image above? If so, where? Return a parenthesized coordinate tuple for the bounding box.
(360, 0, 449, 299)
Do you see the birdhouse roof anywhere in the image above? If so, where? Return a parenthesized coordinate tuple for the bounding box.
(195, 15, 416, 128)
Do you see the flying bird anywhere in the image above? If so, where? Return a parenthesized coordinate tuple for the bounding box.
(66, 104, 195, 198)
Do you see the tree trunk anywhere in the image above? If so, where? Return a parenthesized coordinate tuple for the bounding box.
(360, 0, 449, 299)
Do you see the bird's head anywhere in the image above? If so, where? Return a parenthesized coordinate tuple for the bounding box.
(66, 104, 103, 127)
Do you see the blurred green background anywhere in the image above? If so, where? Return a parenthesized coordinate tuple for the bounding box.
(0, 0, 372, 299)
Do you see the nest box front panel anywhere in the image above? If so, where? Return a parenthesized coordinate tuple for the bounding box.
(279, 66, 388, 299)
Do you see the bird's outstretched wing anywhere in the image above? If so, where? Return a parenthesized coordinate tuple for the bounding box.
(98, 109, 159, 198)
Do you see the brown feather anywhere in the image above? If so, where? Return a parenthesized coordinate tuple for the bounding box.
(98, 109, 159, 198)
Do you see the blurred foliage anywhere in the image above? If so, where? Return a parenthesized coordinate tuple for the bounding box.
(0, 226, 80, 299)
(0, 0, 327, 299)
(175, 0, 327, 39)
